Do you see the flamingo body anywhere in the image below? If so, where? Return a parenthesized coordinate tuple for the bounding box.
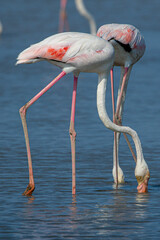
(17, 32, 114, 74)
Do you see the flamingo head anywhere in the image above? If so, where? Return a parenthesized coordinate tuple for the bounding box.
(136, 170, 150, 193)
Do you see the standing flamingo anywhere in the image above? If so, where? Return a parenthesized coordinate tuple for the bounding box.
(97, 23, 150, 192)
(16, 32, 115, 196)
(59, 0, 96, 35)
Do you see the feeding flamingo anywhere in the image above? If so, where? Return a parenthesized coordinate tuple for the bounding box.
(97, 23, 150, 192)
(59, 0, 96, 35)
(16, 31, 149, 196)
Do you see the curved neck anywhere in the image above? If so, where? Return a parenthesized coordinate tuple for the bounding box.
(97, 73, 144, 165)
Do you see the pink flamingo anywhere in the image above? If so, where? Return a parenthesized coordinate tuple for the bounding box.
(16, 32, 114, 196)
(97, 24, 150, 193)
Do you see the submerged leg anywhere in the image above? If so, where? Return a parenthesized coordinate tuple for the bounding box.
(20, 71, 66, 196)
(110, 68, 118, 186)
(69, 76, 78, 195)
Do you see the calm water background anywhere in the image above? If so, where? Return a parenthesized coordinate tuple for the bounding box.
(0, 0, 160, 239)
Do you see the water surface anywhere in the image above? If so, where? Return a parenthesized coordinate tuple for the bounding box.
(0, 0, 160, 239)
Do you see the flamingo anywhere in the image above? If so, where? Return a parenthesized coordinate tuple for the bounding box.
(16, 32, 149, 196)
(59, 0, 96, 35)
(16, 32, 114, 196)
(97, 23, 150, 193)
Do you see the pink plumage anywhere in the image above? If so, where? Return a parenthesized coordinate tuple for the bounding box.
(97, 23, 146, 67)
(16, 32, 114, 74)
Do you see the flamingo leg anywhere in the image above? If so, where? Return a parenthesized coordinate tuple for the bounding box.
(115, 67, 137, 163)
(116, 67, 128, 118)
(20, 71, 66, 196)
(110, 68, 118, 187)
(69, 76, 78, 195)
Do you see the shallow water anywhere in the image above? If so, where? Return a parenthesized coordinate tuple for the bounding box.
(0, 0, 160, 239)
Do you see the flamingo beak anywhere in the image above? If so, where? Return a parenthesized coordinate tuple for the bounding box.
(136, 170, 150, 193)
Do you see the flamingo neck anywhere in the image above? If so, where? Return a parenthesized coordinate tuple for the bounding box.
(97, 73, 147, 175)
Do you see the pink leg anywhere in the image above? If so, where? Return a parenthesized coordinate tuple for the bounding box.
(69, 75, 78, 195)
(20, 71, 66, 196)
(110, 69, 116, 123)
(115, 67, 128, 119)
(110, 68, 118, 186)
(115, 67, 137, 163)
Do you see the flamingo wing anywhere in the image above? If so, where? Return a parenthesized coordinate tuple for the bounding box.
(16, 32, 107, 65)
(16, 33, 79, 64)
(16, 32, 114, 75)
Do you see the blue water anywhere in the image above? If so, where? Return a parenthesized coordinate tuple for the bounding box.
(0, 0, 160, 239)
